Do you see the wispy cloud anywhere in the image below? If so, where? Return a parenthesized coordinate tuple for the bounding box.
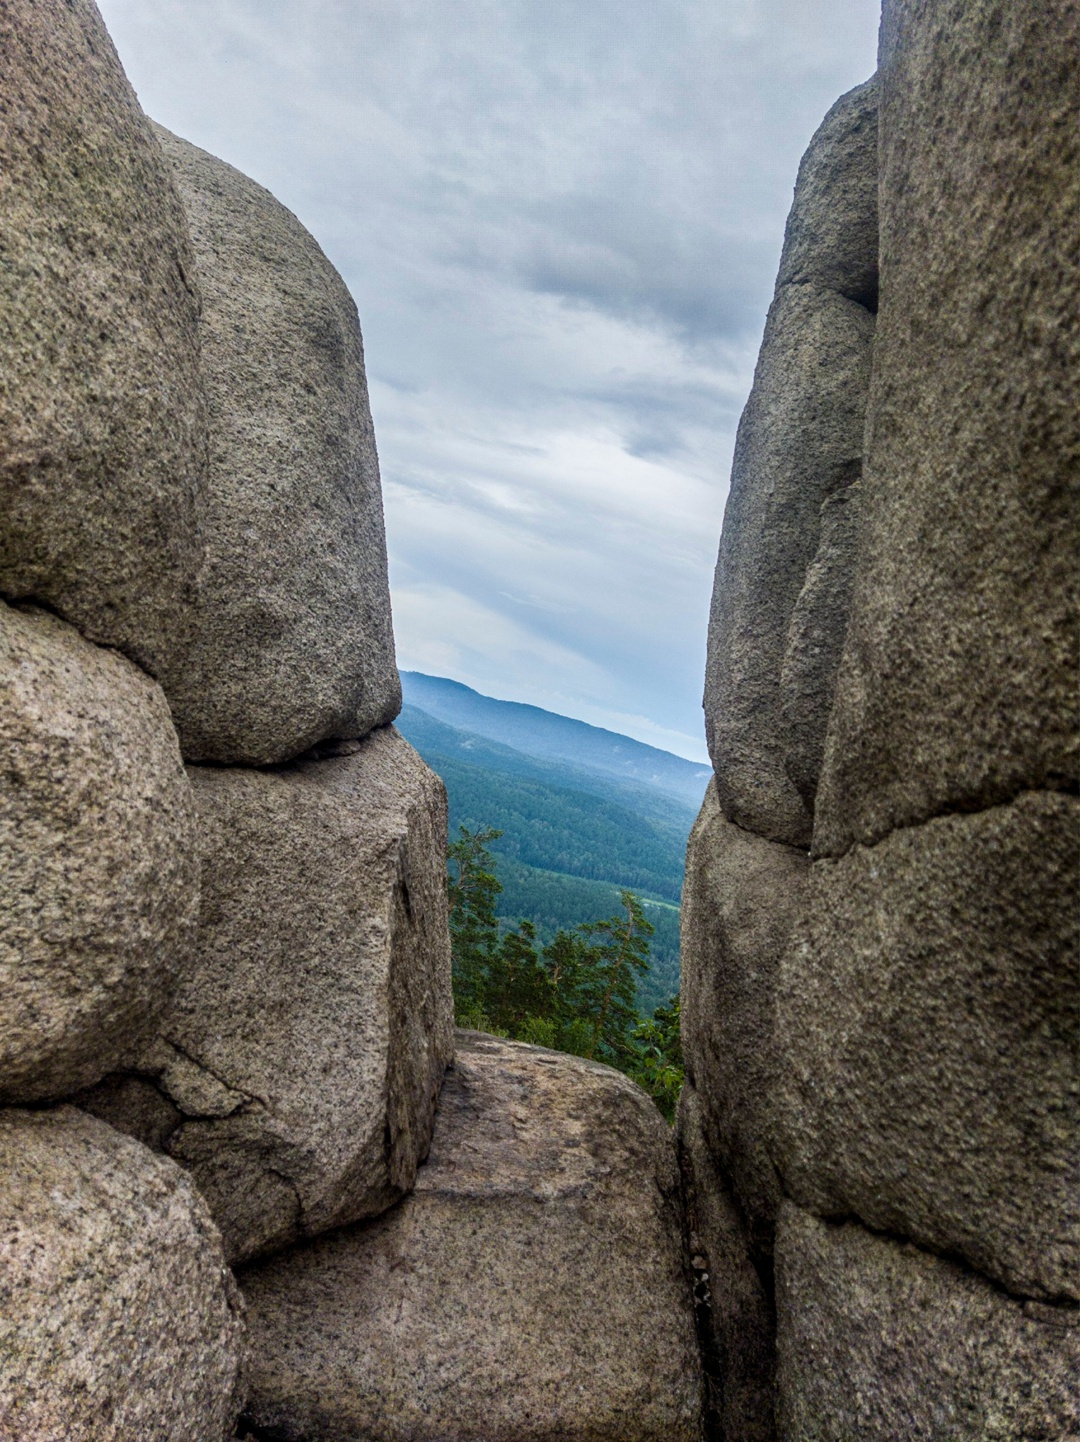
(98, 0, 878, 760)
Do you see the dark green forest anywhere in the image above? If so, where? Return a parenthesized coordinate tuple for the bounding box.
(495, 860, 680, 1016)
(448, 826, 684, 1119)
(431, 755, 683, 899)
(396, 702, 695, 1018)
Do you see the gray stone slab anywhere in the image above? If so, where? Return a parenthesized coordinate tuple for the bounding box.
(680, 780, 809, 1238)
(0, 603, 198, 1104)
(772, 791, 1079, 1301)
(775, 1204, 1080, 1442)
(0, 1106, 243, 1442)
(78, 727, 454, 1264)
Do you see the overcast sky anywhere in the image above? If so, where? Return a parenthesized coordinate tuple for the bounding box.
(97, 0, 879, 761)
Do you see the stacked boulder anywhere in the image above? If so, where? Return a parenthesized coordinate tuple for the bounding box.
(2, 5, 706, 1440)
(681, 71, 878, 1442)
(1, 2, 241, 1434)
(683, 3, 1079, 1439)
(75, 128, 452, 1269)
(1, 0, 452, 1433)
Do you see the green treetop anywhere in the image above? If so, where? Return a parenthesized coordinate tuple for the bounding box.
(446, 824, 683, 1120)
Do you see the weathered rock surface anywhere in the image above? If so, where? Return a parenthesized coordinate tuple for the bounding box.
(775, 1204, 1080, 1442)
(772, 790, 1079, 1302)
(0, 0, 205, 679)
(0, 602, 199, 1104)
(774, 78, 879, 304)
(780, 483, 863, 811)
(0, 1106, 243, 1442)
(680, 779, 809, 1238)
(240, 1032, 704, 1442)
(678, 1082, 776, 1442)
(704, 78, 877, 846)
(79, 727, 453, 1264)
(814, 4, 1080, 857)
(150, 126, 400, 765)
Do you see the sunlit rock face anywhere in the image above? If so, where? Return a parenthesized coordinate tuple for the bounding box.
(240, 1032, 705, 1442)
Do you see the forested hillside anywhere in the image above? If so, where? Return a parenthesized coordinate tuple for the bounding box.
(401, 672, 711, 807)
(395, 699, 700, 1014)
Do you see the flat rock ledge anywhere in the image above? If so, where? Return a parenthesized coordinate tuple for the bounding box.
(239, 1031, 705, 1442)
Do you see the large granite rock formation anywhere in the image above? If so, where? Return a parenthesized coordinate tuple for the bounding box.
(678, 1082, 776, 1442)
(688, 7, 1078, 1435)
(680, 780, 808, 1240)
(79, 727, 453, 1264)
(0, 0, 205, 680)
(779, 482, 863, 811)
(0, 1106, 243, 1442)
(151, 127, 401, 765)
(0, 603, 199, 1104)
(775, 1204, 1080, 1442)
(240, 1032, 704, 1442)
(703, 77, 877, 846)
(772, 790, 1079, 1302)
(813, 2, 1080, 857)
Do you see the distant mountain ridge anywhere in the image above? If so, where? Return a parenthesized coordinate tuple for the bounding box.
(398, 704, 688, 902)
(400, 672, 711, 809)
(397, 703, 698, 837)
(394, 683, 703, 1016)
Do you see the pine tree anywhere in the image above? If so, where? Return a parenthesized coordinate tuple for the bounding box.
(631, 994, 683, 1121)
(574, 890, 654, 1068)
(485, 920, 553, 1033)
(446, 825, 502, 1020)
(445, 827, 682, 1120)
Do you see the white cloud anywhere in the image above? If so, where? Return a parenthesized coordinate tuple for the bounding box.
(97, 0, 879, 753)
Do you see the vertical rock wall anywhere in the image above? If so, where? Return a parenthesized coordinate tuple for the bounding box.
(0, 0, 454, 1434)
(703, 77, 878, 848)
(686, 3, 1079, 1438)
(1, 6, 239, 1434)
(684, 74, 880, 1442)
